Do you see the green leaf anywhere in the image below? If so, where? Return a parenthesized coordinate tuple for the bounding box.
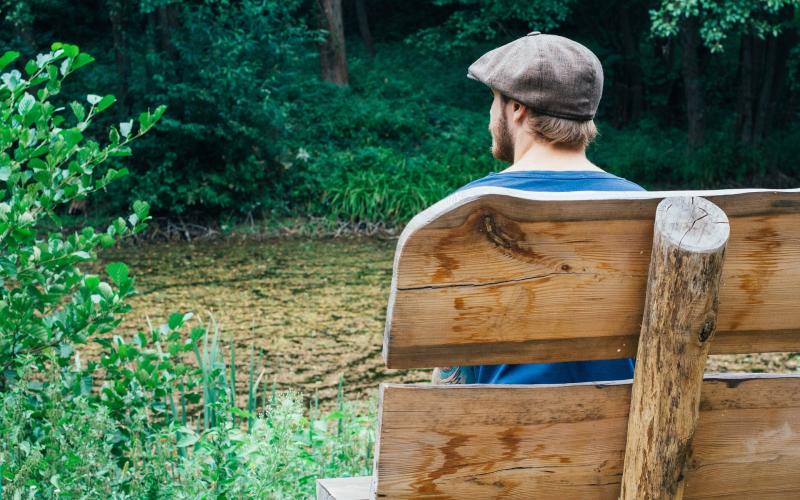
(98, 282, 113, 299)
(152, 104, 167, 122)
(168, 313, 185, 330)
(72, 251, 92, 261)
(106, 261, 129, 285)
(96, 94, 116, 112)
(138, 111, 151, 131)
(61, 129, 83, 148)
(70, 53, 94, 72)
(63, 44, 79, 58)
(24, 60, 37, 76)
(119, 120, 133, 138)
(100, 234, 115, 248)
(2, 70, 21, 91)
(133, 200, 149, 220)
(18, 93, 35, 116)
(0, 51, 20, 72)
(35, 53, 53, 68)
(109, 146, 132, 157)
(0, 166, 10, 181)
(28, 158, 47, 170)
(70, 102, 85, 122)
(176, 432, 199, 448)
(84, 274, 100, 290)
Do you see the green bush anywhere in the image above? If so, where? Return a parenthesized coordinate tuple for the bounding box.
(281, 45, 500, 225)
(99, 0, 321, 217)
(1, 320, 374, 498)
(0, 43, 161, 389)
(0, 45, 373, 498)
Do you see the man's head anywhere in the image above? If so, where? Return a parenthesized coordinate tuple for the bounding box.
(471, 33, 603, 161)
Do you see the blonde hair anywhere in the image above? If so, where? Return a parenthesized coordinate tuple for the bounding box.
(498, 92, 598, 149)
(526, 114, 598, 150)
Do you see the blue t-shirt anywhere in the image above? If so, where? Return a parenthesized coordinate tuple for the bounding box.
(448, 170, 643, 385)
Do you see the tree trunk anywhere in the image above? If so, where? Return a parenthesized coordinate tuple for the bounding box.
(619, 3, 643, 122)
(318, 0, 349, 86)
(144, 12, 158, 91)
(736, 34, 754, 146)
(767, 9, 797, 133)
(355, 0, 374, 57)
(107, 0, 131, 118)
(680, 17, 705, 148)
(620, 196, 729, 499)
(156, 4, 179, 61)
(753, 35, 778, 146)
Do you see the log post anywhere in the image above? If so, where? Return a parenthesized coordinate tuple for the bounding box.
(620, 197, 729, 499)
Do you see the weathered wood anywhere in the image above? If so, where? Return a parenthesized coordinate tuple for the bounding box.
(384, 188, 800, 368)
(372, 375, 800, 499)
(316, 476, 371, 500)
(620, 197, 729, 499)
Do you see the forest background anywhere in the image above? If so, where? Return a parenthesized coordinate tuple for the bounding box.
(2, 1, 800, 496)
(3, 0, 799, 229)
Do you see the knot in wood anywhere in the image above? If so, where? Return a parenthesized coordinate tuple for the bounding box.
(699, 319, 716, 343)
(482, 213, 512, 249)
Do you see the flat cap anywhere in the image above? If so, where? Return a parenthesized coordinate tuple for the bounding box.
(468, 32, 603, 121)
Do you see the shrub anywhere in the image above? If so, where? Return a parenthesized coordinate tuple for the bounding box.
(0, 45, 374, 498)
(0, 43, 162, 390)
(99, 0, 322, 217)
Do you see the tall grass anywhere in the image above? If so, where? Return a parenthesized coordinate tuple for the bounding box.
(1, 316, 375, 498)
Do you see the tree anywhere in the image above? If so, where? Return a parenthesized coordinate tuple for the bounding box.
(407, 0, 577, 54)
(318, 0, 349, 85)
(650, 0, 798, 147)
(107, 0, 132, 118)
(680, 16, 705, 148)
(355, 0, 374, 57)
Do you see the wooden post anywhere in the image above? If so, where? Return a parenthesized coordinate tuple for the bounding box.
(620, 197, 729, 499)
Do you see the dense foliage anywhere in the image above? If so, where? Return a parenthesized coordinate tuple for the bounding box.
(0, 47, 372, 497)
(2, 0, 798, 226)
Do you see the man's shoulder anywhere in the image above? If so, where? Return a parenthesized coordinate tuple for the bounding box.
(456, 170, 646, 193)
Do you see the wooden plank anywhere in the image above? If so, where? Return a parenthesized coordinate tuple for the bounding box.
(373, 375, 800, 499)
(316, 477, 372, 500)
(621, 197, 729, 499)
(384, 188, 800, 368)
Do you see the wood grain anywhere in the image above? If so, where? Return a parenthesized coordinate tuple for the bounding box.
(620, 197, 729, 499)
(384, 188, 800, 368)
(372, 375, 800, 499)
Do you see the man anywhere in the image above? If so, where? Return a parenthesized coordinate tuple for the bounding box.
(433, 32, 642, 385)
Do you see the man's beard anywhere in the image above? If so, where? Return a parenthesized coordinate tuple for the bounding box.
(491, 113, 515, 163)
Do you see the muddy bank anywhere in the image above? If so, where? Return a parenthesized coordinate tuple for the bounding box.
(98, 237, 798, 404)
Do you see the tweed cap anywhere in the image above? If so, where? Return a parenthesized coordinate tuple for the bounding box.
(467, 32, 603, 121)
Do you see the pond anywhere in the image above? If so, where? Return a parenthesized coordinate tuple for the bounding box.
(99, 237, 428, 405)
(99, 236, 798, 405)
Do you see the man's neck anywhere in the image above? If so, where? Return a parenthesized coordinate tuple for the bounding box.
(502, 137, 604, 173)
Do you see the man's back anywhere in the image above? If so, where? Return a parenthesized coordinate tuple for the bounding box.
(437, 169, 644, 385)
(431, 33, 645, 384)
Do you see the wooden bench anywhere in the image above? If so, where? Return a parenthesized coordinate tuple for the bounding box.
(318, 187, 800, 499)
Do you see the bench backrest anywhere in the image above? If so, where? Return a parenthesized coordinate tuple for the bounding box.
(373, 188, 800, 499)
(376, 375, 800, 498)
(384, 188, 800, 368)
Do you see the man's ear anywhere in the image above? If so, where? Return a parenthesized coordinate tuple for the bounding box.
(511, 100, 527, 125)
